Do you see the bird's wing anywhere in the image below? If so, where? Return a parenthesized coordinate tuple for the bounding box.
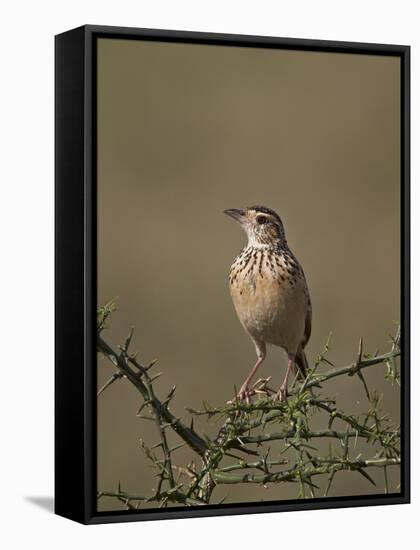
(302, 300, 312, 349)
(295, 259, 312, 350)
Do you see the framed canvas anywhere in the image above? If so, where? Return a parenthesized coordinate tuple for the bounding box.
(55, 25, 410, 524)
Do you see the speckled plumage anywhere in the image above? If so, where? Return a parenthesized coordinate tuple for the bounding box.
(229, 244, 310, 354)
(224, 206, 312, 401)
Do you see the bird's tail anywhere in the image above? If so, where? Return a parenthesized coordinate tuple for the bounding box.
(294, 346, 309, 380)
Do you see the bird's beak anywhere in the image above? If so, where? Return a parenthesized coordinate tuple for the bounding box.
(224, 208, 246, 223)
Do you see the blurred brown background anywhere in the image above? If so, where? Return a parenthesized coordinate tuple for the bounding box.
(96, 38, 400, 511)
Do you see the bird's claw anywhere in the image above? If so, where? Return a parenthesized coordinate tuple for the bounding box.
(239, 388, 251, 404)
(274, 385, 288, 402)
(228, 385, 252, 405)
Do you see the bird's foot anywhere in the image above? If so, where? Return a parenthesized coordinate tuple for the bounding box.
(228, 384, 252, 405)
(274, 385, 288, 402)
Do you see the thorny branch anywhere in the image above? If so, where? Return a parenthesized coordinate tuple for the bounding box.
(96, 301, 401, 510)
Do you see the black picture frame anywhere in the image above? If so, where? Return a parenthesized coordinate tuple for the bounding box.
(55, 24, 410, 525)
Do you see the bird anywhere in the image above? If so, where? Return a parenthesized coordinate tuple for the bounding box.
(224, 205, 312, 402)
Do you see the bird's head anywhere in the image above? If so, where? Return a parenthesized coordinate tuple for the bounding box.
(224, 205, 286, 248)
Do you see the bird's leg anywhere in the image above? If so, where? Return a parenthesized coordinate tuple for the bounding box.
(233, 342, 266, 404)
(275, 353, 295, 401)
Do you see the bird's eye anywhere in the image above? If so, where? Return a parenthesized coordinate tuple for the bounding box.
(256, 216, 267, 225)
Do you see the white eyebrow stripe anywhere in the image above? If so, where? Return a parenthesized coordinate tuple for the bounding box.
(255, 212, 276, 222)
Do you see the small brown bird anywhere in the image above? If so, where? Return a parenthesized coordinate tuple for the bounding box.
(224, 205, 312, 401)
